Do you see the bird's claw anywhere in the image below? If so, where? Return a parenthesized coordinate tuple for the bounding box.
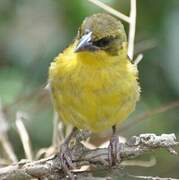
(108, 135, 121, 166)
(58, 143, 76, 179)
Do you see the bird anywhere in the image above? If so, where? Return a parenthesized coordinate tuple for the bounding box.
(48, 13, 140, 176)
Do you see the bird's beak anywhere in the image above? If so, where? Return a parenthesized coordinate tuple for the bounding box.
(75, 32, 97, 52)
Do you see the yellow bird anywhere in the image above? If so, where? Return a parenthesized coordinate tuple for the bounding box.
(48, 13, 140, 169)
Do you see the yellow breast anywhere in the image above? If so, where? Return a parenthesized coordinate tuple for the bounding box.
(49, 44, 140, 132)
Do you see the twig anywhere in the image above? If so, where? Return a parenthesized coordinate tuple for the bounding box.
(15, 112, 33, 160)
(0, 136, 18, 163)
(134, 53, 143, 66)
(121, 100, 179, 133)
(0, 100, 17, 163)
(122, 156, 156, 167)
(129, 174, 179, 180)
(0, 133, 178, 179)
(52, 111, 73, 147)
(52, 111, 63, 147)
(128, 0, 137, 60)
(88, 0, 130, 23)
(135, 38, 158, 55)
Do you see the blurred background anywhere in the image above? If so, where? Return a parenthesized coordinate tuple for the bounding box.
(0, 0, 179, 178)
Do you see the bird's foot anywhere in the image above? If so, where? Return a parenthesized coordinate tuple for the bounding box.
(58, 143, 76, 180)
(108, 135, 122, 166)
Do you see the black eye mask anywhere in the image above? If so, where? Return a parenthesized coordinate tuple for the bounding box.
(93, 37, 113, 48)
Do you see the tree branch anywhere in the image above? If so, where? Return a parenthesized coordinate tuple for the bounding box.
(0, 133, 178, 179)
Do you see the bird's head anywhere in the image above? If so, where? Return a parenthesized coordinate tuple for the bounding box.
(75, 13, 127, 56)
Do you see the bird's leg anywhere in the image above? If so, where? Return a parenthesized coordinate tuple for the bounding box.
(58, 127, 78, 179)
(108, 125, 121, 166)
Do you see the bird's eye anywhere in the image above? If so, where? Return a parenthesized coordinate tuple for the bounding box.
(93, 38, 111, 48)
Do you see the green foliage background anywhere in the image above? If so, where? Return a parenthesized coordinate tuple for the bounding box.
(0, 0, 179, 178)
